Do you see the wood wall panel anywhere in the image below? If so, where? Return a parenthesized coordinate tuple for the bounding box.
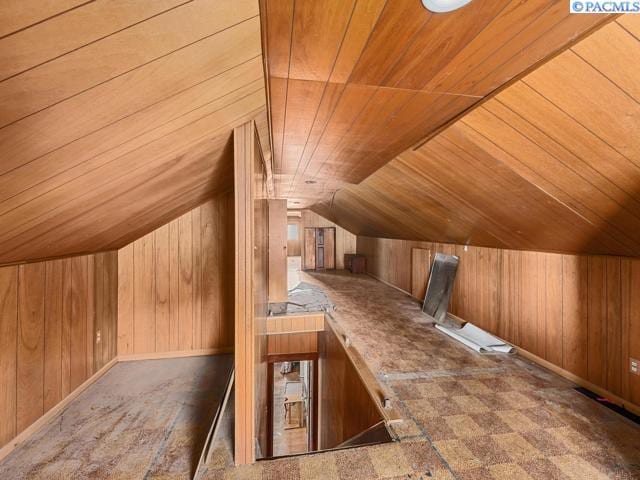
(117, 194, 235, 357)
(43, 260, 63, 412)
(587, 256, 606, 387)
(0, 267, 17, 447)
(0, 251, 117, 450)
(561, 256, 588, 379)
(358, 235, 640, 410)
(267, 332, 318, 355)
(16, 263, 45, 433)
(411, 248, 431, 301)
(178, 214, 194, 351)
(318, 326, 383, 450)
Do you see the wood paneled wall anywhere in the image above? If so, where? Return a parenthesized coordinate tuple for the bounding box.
(357, 236, 640, 409)
(267, 332, 318, 355)
(300, 210, 356, 269)
(0, 251, 117, 450)
(318, 327, 383, 450)
(117, 194, 234, 357)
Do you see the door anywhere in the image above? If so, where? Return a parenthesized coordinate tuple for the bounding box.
(322, 228, 335, 269)
(304, 228, 316, 270)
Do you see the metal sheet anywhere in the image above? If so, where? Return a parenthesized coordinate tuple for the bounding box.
(422, 252, 459, 325)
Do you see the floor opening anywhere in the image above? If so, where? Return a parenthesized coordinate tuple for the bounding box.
(271, 361, 312, 457)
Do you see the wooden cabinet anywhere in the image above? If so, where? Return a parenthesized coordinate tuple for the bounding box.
(303, 228, 335, 270)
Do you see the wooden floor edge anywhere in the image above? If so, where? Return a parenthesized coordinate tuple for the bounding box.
(0, 357, 118, 463)
(117, 347, 233, 362)
(517, 348, 640, 417)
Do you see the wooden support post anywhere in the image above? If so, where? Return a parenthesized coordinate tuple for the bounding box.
(268, 199, 288, 306)
(233, 121, 256, 465)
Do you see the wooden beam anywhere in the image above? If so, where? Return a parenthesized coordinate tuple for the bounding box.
(268, 199, 288, 304)
(233, 120, 256, 465)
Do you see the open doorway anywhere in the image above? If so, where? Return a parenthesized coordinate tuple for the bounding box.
(267, 355, 318, 458)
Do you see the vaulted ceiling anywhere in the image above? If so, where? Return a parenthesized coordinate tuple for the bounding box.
(1, 1, 635, 265)
(262, 0, 613, 208)
(314, 14, 640, 257)
(0, 0, 268, 265)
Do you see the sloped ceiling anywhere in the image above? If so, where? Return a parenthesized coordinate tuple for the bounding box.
(314, 15, 640, 257)
(262, 0, 613, 208)
(0, 0, 267, 265)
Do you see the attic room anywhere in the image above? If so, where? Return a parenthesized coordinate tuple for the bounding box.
(0, 0, 639, 479)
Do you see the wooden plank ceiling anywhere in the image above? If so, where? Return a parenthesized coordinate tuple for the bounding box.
(263, 0, 613, 208)
(0, 0, 268, 265)
(314, 14, 640, 257)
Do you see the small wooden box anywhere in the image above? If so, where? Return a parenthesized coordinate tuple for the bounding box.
(344, 254, 366, 274)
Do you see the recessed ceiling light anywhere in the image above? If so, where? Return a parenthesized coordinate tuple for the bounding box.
(305, 180, 317, 184)
(421, 0, 472, 12)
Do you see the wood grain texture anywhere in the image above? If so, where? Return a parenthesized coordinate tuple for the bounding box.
(358, 235, 640, 410)
(299, 210, 355, 269)
(0, 0, 266, 266)
(318, 326, 383, 450)
(323, 228, 336, 270)
(43, 260, 63, 412)
(117, 195, 235, 357)
(0, 0, 87, 38)
(0, 251, 116, 450)
(411, 248, 431, 301)
(16, 263, 45, 433)
(263, 0, 612, 207)
(232, 120, 270, 463)
(0, 267, 18, 446)
(268, 199, 288, 303)
(312, 17, 640, 258)
(267, 332, 318, 355)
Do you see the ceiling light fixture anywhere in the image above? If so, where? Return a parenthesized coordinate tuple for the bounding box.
(421, 0, 472, 12)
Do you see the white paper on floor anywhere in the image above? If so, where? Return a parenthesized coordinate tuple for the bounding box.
(435, 322, 515, 354)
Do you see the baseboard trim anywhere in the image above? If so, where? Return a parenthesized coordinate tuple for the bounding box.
(117, 347, 233, 362)
(517, 348, 640, 417)
(0, 357, 118, 463)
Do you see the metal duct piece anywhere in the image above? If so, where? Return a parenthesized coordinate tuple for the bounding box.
(422, 252, 459, 325)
